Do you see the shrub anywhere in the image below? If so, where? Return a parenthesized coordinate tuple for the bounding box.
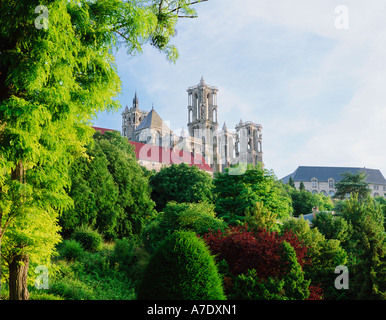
(49, 276, 94, 300)
(231, 269, 286, 300)
(60, 239, 85, 261)
(137, 230, 225, 300)
(72, 225, 103, 252)
(111, 237, 135, 273)
(142, 202, 227, 253)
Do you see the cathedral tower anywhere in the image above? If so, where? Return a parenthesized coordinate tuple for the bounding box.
(187, 77, 221, 172)
(122, 92, 148, 140)
(235, 119, 263, 167)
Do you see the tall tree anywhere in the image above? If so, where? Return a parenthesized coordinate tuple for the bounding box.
(0, 0, 205, 299)
(340, 195, 386, 299)
(288, 176, 295, 188)
(214, 164, 292, 225)
(149, 163, 214, 212)
(334, 171, 371, 200)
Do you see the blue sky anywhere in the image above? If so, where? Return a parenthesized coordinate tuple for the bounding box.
(92, 0, 386, 180)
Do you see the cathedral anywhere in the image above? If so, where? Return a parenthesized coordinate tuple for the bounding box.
(121, 77, 263, 173)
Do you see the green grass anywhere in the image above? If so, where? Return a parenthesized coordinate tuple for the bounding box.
(47, 241, 137, 300)
(1, 239, 148, 300)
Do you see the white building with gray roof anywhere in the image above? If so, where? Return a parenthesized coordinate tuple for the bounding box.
(282, 166, 386, 198)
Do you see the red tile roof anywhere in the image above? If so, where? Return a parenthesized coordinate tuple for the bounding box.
(129, 141, 212, 172)
(92, 126, 212, 172)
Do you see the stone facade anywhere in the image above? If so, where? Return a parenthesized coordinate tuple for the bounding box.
(121, 77, 264, 173)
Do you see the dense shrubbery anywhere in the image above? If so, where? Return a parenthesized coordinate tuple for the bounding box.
(142, 201, 227, 252)
(3, 157, 384, 301)
(59, 240, 85, 261)
(72, 225, 103, 252)
(137, 230, 225, 300)
(60, 131, 156, 240)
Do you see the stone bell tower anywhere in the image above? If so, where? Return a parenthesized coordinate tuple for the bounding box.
(187, 77, 221, 172)
(121, 91, 148, 140)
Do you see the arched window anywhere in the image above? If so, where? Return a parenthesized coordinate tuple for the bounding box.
(213, 108, 217, 123)
(312, 178, 318, 188)
(195, 94, 198, 117)
(329, 190, 335, 197)
(328, 179, 334, 188)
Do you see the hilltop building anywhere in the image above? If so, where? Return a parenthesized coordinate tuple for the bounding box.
(121, 77, 263, 173)
(282, 166, 386, 197)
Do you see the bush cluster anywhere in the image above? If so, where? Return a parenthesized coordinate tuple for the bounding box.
(138, 230, 225, 300)
(72, 225, 103, 252)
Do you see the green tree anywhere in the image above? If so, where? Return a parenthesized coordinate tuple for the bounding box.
(0, 0, 205, 298)
(60, 139, 120, 238)
(288, 176, 295, 188)
(334, 171, 371, 201)
(374, 196, 386, 230)
(290, 189, 334, 217)
(340, 195, 386, 299)
(230, 242, 311, 300)
(214, 164, 292, 225)
(142, 201, 226, 252)
(281, 217, 348, 299)
(299, 182, 306, 191)
(61, 131, 156, 239)
(149, 163, 214, 212)
(312, 211, 351, 245)
(95, 131, 156, 238)
(244, 201, 279, 232)
(138, 230, 225, 300)
(280, 241, 311, 300)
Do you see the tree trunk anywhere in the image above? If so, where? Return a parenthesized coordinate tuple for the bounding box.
(9, 254, 30, 300)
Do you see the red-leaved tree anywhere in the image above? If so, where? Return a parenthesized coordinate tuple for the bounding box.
(203, 225, 308, 278)
(202, 225, 322, 299)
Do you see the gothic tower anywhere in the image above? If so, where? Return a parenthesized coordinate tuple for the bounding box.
(187, 77, 221, 172)
(122, 92, 148, 140)
(235, 119, 263, 167)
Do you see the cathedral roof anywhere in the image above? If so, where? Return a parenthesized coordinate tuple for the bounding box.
(129, 141, 213, 172)
(135, 108, 170, 132)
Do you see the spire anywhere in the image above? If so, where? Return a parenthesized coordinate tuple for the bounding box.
(222, 122, 228, 132)
(200, 76, 205, 85)
(180, 127, 187, 137)
(133, 91, 139, 108)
